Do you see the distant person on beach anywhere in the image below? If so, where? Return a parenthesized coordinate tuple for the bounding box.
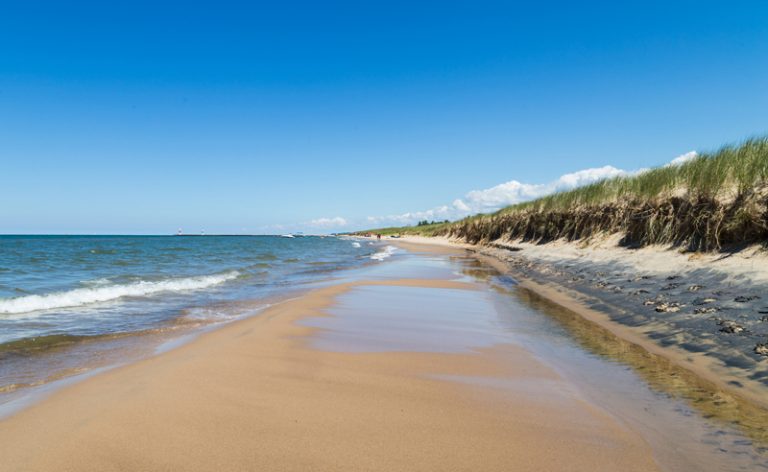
(377, 234, 381, 240)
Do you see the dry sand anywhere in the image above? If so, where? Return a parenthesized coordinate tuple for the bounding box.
(0, 277, 658, 471)
(395, 233, 768, 285)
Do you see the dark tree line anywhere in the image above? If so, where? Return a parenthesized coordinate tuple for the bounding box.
(416, 219, 450, 226)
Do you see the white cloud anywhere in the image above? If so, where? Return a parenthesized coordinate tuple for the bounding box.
(667, 151, 698, 166)
(308, 216, 348, 228)
(454, 165, 627, 214)
(452, 199, 470, 212)
(366, 152, 695, 227)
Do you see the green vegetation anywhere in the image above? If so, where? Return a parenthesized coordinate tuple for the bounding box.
(359, 221, 451, 237)
(499, 137, 768, 214)
(417, 219, 450, 226)
(361, 136, 768, 251)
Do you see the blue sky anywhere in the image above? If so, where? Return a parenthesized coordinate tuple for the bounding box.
(2, 1, 767, 234)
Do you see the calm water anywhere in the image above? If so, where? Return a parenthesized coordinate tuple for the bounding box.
(0, 235, 388, 396)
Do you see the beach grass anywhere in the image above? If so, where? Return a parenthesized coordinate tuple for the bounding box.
(359, 136, 768, 251)
(503, 137, 768, 213)
(365, 222, 451, 237)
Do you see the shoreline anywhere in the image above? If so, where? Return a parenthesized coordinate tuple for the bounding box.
(2, 240, 767, 469)
(0, 235, 390, 413)
(389, 235, 768, 410)
(0, 269, 662, 471)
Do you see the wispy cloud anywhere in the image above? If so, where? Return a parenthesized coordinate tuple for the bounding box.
(307, 216, 348, 228)
(365, 152, 695, 227)
(257, 216, 350, 235)
(366, 165, 628, 226)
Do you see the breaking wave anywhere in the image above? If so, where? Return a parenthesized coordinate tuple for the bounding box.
(370, 245, 397, 261)
(0, 272, 241, 315)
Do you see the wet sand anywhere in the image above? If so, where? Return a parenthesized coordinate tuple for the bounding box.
(390, 237, 768, 468)
(0, 262, 660, 470)
(395, 236, 768, 406)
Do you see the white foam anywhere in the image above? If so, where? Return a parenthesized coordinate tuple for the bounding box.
(81, 278, 112, 287)
(351, 242, 361, 248)
(0, 272, 240, 315)
(370, 245, 397, 261)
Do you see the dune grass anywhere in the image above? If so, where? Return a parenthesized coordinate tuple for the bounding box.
(360, 136, 768, 251)
(501, 137, 768, 214)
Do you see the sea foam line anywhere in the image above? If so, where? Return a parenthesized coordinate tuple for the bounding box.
(370, 245, 397, 261)
(0, 271, 240, 315)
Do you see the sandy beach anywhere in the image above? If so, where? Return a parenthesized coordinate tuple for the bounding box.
(0, 244, 666, 471)
(3, 240, 768, 471)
